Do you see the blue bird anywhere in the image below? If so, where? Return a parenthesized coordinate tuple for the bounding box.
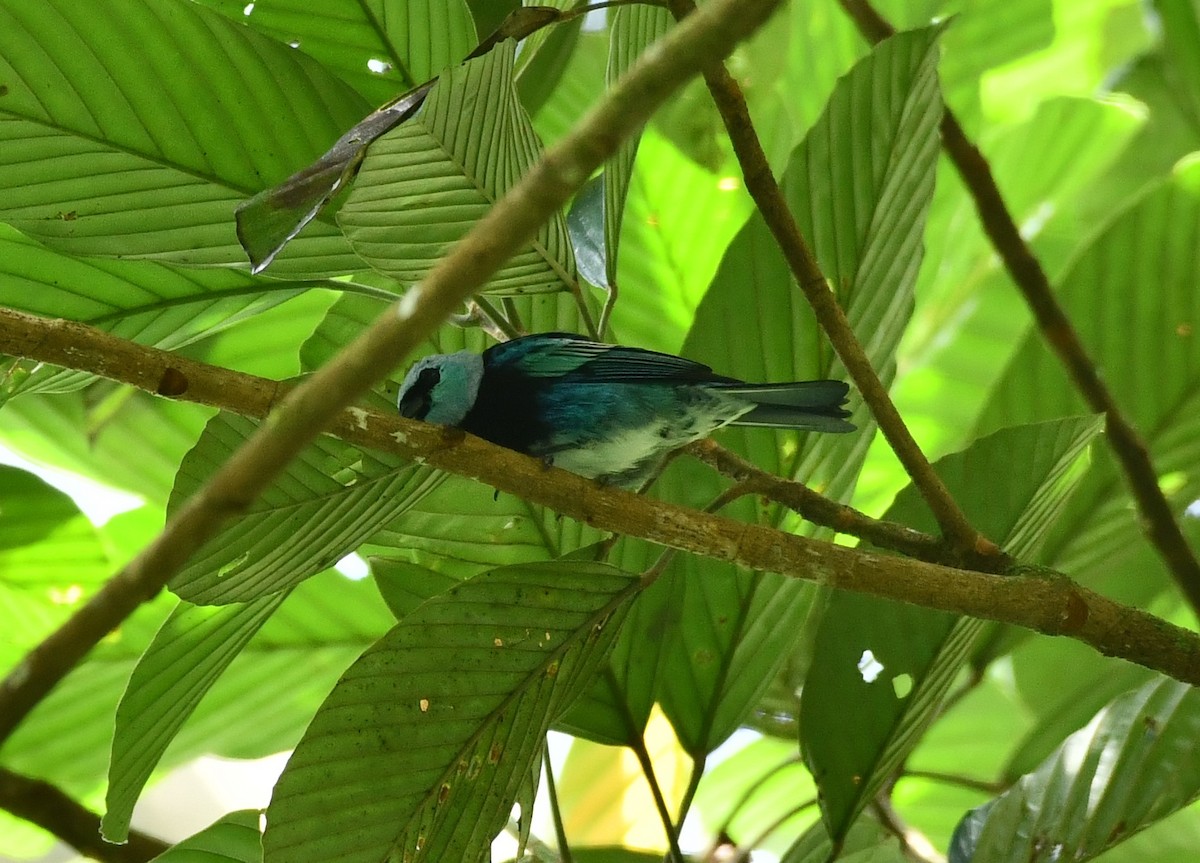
(397, 332, 854, 488)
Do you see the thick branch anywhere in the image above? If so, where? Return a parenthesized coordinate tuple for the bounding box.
(666, 0, 995, 561)
(0, 0, 787, 747)
(0, 768, 168, 863)
(836, 0, 1200, 618)
(2, 311, 1200, 695)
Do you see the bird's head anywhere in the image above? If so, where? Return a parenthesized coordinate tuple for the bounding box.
(396, 351, 484, 425)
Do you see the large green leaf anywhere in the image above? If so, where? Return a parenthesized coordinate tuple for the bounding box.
(338, 42, 578, 295)
(168, 412, 443, 604)
(607, 128, 753, 355)
(104, 568, 397, 840)
(801, 416, 1103, 846)
(263, 562, 639, 863)
(103, 594, 286, 841)
(644, 23, 945, 758)
(0, 226, 306, 394)
(0, 0, 370, 273)
(602, 5, 672, 288)
(950, 678, 1200, 863)
(192, 0, 476, 104)
(977, 162, 1200, 591)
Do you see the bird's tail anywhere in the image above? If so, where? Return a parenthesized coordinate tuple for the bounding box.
(720, 380, 854, 433)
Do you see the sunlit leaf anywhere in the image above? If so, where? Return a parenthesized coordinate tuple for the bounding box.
(193, 0, 476, 103)
(950, 678, 1200, 863)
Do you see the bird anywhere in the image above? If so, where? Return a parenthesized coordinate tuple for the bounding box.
(397, 332, 854, 488)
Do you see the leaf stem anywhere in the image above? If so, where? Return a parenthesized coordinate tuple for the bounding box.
(628, 733, 686, 863)
(544, 754, 575, 863)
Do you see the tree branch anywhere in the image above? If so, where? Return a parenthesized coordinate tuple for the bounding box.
(0, 768, 168, 863)
(0, 0, 788, 748)
(2, 310, 1200, 709)
(664, 0, 994, 561)
(836, 0, 1200, 619)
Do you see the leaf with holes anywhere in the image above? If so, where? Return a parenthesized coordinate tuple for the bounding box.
(263, 561, 640, 863)
(801, 416, 1103, 847)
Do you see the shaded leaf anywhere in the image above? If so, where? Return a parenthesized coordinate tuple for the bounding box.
(263, 562, 640, 863)
(101, 569, 396, 841)
(103, 594, 287, 841)
(0, 0, 370, 274)
(168, 412, 444, 603)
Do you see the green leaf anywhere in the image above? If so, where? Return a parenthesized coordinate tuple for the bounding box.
(0, 226, 304, 394)
(603, 5, 672, 287)
(150, 810, 262, 863)
(168, 412, 444, 603)
(647, 22, 946, 758)
(801, 416, 1104, 846)
(338, 41, 578, 295)
(0, 466, 111, 665)
(263, 562, 640, 863)
(103, 593, 287, 841)
(192, 0, 477, 103)
(103, 571, 393, 840)
(950, 678, 1200, 863)
(607, 128, 753, 355)
(864, 94, 1144, 516)
(0, 0, 370, 273)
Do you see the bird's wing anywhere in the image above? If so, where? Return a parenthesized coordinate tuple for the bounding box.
(487, 333, 725, 382)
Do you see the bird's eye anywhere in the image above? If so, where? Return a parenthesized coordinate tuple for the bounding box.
(398, 366, 441, 420)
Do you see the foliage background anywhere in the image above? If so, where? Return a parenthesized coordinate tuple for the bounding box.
(2, 0, 1200, 861)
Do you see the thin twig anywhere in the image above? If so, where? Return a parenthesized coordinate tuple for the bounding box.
(836, 0, 1200, 619)
(709, 753, 805, 843)
(666, 0, 997, 562)
(628, 733, 686, 863)
(870, 796, 945, 863)
(0, 768, 169, 863)
(544, 754, 575, 863)
(901, 769, 1004, 795)
(473, 295, 523, 339)
(715, 798, 818, 863)
(688, 440, 1011, 572)
(0, 0, 788, 747)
